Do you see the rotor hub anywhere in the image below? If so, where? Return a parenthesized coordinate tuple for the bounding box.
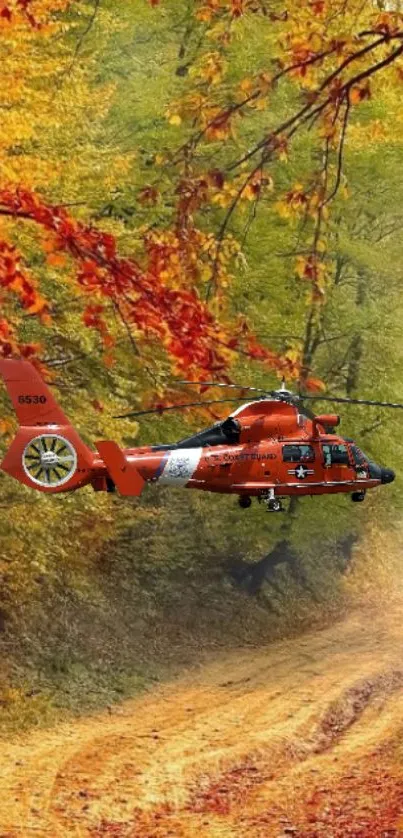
(40, 450, 60, 468)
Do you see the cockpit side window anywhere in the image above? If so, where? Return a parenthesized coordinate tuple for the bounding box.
(282, 444, 315, 462)
(322, 443, 349, 466)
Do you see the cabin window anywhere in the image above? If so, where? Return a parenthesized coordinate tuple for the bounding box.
(322, 443, 349, 467)
(282, 444, 315, 463)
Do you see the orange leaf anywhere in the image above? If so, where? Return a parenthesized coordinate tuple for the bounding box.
(47, 252, 67, 268)
(304, 377, 326, 393)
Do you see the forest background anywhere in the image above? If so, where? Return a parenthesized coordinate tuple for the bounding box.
(1, 0, 403, 731)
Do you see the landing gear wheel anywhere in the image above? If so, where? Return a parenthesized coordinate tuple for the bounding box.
(238, 496, 252, 509)
(260, 489, 284, 512)
(351, 490, 366, 503)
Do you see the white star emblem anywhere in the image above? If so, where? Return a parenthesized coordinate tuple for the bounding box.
(295, 465, 308, 479)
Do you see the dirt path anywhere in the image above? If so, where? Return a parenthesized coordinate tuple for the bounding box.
(1, 604, 403, 837)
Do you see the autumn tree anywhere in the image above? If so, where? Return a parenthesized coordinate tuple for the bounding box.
(142, 0, 403, 389)
(2, 0, 403, 411)
(0, 0, 295, 406)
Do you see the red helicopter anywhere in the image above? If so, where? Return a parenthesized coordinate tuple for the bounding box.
(0, 358, 397, 512)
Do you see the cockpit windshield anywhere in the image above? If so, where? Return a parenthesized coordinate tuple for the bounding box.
(343, 438, 370, 466)
(350, 444, 368, 466)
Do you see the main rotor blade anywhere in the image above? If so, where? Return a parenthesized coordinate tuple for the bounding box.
(300, 393, 403, 410)
(114, 396, 255, 420)
(177, 379, 268, 393)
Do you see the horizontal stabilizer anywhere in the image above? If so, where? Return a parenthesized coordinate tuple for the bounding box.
(96, 440, 145, 497)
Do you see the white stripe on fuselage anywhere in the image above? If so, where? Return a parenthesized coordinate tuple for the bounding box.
(158, 448, 203, 487)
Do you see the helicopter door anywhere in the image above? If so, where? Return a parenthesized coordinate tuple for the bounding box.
(321, 443, 354, 485)
(282, 443, 322, 487)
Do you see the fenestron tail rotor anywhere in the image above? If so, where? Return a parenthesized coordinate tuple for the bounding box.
(22, 435, 77, 488)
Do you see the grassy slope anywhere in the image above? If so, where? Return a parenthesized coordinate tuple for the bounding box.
(0, 480, 358, 735)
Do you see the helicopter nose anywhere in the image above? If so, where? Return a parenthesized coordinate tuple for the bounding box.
(381, 467, 395, 484)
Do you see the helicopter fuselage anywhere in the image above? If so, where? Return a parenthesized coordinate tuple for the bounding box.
(0, 360, 395, 510)
(92, 399, 395, 505)
(99, 434, 388, 498)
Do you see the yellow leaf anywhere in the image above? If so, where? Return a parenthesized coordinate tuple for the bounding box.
(295, 256, 307, 279)
(254, 97, 268, 111)
(169, 114, 182, 126)
(239, 77, 253, 94)
(276, 201, 291, 219)
(310, 33, 322, 52)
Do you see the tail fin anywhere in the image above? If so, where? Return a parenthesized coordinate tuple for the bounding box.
(0, 358, 70, 426)
(0, 359, 95, 493)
